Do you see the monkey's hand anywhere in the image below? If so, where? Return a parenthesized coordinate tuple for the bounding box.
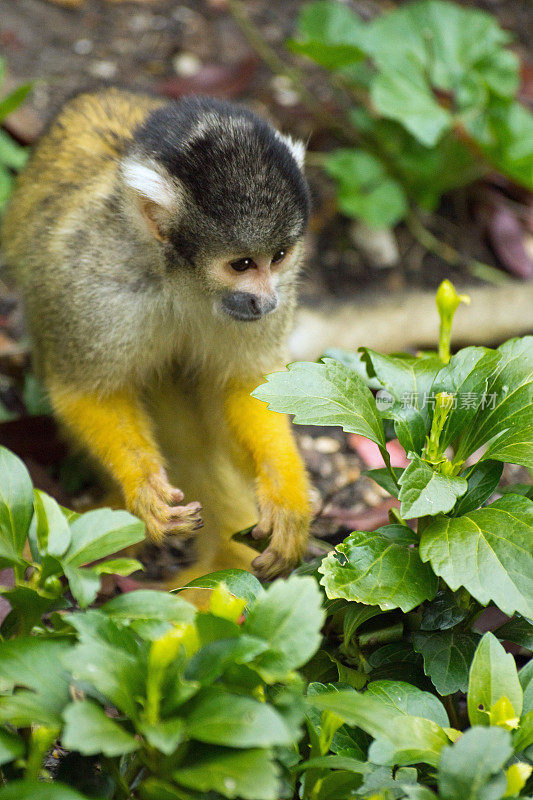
(129, 468, 203, 545)
(250, 484, 311, 581)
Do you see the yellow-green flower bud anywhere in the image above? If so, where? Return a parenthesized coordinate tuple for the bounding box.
(149, 623, 199, 670)
(209, 582, 246, 623)
(504, 762, 533, 797)
(436, 280, 470, 363)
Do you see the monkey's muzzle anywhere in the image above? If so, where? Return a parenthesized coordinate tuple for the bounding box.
(221, 291, 278, 321)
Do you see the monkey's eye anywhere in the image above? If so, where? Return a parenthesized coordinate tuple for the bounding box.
(230, 257, 256, 272)
(271, 249, 286, 264)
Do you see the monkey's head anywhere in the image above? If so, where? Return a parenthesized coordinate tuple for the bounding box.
(120, 97, 310, 322)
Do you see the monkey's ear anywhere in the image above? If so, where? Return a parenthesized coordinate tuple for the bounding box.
(121, 157, 181, 242)
(276, 132, 306, 168)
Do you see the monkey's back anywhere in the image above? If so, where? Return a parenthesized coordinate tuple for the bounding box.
(1, 88, 164, 282)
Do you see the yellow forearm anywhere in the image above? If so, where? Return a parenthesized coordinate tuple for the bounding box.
(47, 381, 163, 507)
(224, 379, 310, 511)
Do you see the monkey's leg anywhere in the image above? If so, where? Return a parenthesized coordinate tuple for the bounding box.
(224, 379, 311, 580)
(47, 381, 202, 543)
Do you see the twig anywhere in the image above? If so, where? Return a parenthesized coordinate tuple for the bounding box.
(407, 212, 508, 285)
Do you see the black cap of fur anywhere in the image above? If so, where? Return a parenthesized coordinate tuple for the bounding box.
(133, 97, 310, 259)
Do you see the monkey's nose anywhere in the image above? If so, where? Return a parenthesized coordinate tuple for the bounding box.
(221, 291, 278, 321)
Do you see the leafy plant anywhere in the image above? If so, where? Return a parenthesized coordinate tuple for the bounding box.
(287, 0, 533, 229)
(0, 58, 31, 209)
(0, 279, 531, 798)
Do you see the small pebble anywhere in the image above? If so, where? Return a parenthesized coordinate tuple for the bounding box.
(173, 52, 201, 76)
(314, 436, 341, 454)
(73, 38, 93, 55)
(88, 60, 117, 80)
(270, 75, 299, 107)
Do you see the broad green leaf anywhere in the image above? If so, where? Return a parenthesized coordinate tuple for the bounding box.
(33, 490, 71, 557)
(399, 454, 467, 518)
(0, 639, 71, 726)
(187, 693, 292, 747)
(174, 745, 279, 800)
(243, 575, 324, 679)
(420, 495, 533, 617)
(359, 351, 443, 453)
(186, 636, 268, 684)
(63, 507, 145, 567)
(62, 613, 145, 717)
(309, 690, 449, 766)
(371, 64, 451, 146)
(252, 360, 386, 452)
(63, 564, 101, 608)
(0, 728, 24, 766)
(467, 632, 523, 726)
(91, 557, 142, 576)
(293, 754, 369, 774)
(495, 615, 533, 651)
(420, 588, 470, 631)
(0, 782, 89, 800)
(0, 446, 34, 560)
(176, 569, 263, 605)
(519, 660, 533, 714)
(500, 484, 533, 500)
(453, 338, 533, 469)
(0, 584, 67, 637)
(325, 149, 407, 227)
(288, 1, 367, 69)
(343, 603, 383, 646)
(438, 726, 511, 800)
(365, 680, 449, 727)
(451, 460, 503, 516)
(319, 525, 438, 612)
(101, 588, 196, 624)
(140, 718, 185, 755)
(62, 700, 140, 756)
(414, 629, 480, 695)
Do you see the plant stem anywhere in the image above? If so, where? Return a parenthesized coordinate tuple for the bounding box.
(443, 695, 460, 730)
(358, 622, 403, 647)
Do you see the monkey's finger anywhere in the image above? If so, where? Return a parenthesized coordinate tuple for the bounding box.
(252, 547, 292, 582)
(167, 501, 202, 519)
(168, 487, 185, 504)
(251, 524, 269, 540)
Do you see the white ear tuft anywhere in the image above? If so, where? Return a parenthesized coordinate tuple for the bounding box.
(276, 132, 306, 168)
(121, 158, 176, 210)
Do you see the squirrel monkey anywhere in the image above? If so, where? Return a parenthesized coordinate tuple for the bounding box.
(1, 88, 312, 585)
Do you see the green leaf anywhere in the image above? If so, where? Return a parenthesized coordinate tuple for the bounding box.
(359, 351, 443, 453)
(176, 569, 263, 605)
(451, 461, 503, 516)
(0, 782, 89, 800)
(420, 588, 470, 631)
(420, 495, 533, 617)
(62, 699, 140, 756)
(0, 129, 28, 170)
(371, 64, 451, 146)
(467, 632, 523, 726)
(242, 575, 325, 679)
(63, 565, 101, 608)
(186, 636, 268, 684)
(414, 629, 481, 695)
(366, 680, 448, 727)
(0, 446, 34, 560)
(0, 638, 71, 726)
(495, 615, 533, 651)
(319, 525, 438, 612)
(288, 1, 367, 70)
(513, 710, 533, 753)
(0, 83, 32, 121)
(0, 728, 24, 766)
(101, 588, 196, 625)
(365, 467, 403, 498)
(174, 745, 279, 800)
(399, 454, 467, 518)
(252, 360, 386, 452)
(187, 693, 292, 747)
(437, 726, 511, 800)
(343, 603, 383, 646)
(309, 689, 449, 766)
(0, 585, 67, 637)
(452, 338, 533, 469)
(324, 149, 408, 227)
(63, 507, 145, 566)
(33, 490, 71, 557)
(140, 718, 185, 755)
(519, 660, 533, 714)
